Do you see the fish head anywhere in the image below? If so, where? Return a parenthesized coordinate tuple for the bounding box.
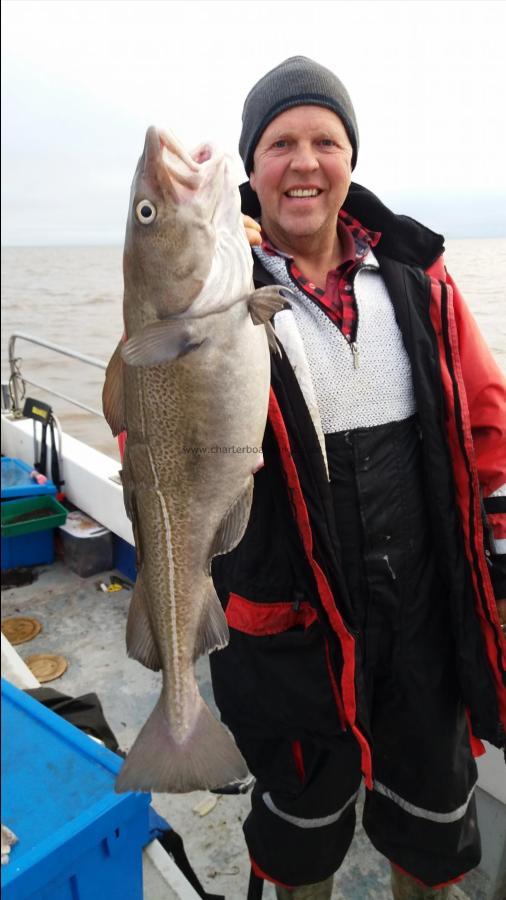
(123, 126, 235, 321)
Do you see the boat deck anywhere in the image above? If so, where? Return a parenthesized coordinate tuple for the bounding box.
(1, 559, 490, 899)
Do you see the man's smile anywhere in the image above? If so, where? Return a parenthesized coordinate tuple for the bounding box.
(284, 187, 323, 199)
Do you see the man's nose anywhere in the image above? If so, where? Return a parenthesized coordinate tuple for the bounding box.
(289, 144, 319, 172)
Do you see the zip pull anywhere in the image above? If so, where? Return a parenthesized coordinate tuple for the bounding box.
(351, 342, 360, 369)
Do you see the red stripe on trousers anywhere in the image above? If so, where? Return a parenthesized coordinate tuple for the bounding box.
(292, 740, 306, 783)
(226, 593, 317, 636)
(268, 388, 372, 788)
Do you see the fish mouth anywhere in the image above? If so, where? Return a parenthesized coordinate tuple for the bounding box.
(190, 142, 226, 182)
(190, 142, 228, 223)
(192, 144, 213, 166)
(140, 127, 201, 196)
(142, 127, 225, 212)
(137, 127, 228, 232)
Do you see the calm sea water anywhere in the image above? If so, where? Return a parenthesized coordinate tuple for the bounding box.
(1, 240, 505, 460)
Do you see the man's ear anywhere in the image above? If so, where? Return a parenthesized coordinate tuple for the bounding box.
(250, 170, 256, 192)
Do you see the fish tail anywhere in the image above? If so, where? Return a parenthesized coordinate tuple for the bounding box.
(115, 694, 248, 794)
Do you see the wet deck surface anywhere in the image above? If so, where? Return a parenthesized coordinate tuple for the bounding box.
(1, 561, 490, 899)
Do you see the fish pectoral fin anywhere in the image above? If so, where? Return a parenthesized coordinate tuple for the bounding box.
(248, 285, 293, 325)
(121, 320, 206, 367)
(103, 339, 126, 436)
(208, 477, 254, 563)
(265, 320, 281, 355)
(126, 577, 161, 671)
(194, 583, 229, 659)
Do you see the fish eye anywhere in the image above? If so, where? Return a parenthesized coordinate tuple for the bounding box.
(135, 199, 157, 225)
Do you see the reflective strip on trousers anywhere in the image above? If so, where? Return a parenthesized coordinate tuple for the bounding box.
(373, 780, 476, 824)
(262, 789, 359, 829)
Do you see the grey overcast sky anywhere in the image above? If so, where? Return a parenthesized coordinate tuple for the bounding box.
(2, 0, 506, 245)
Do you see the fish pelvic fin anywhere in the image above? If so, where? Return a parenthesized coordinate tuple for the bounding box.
(126, 576, 161, 671)
(115, 694, 249, 794)
(248, 285, 292, 325)
(208, 477, 254, 564)
(102, 339, 126, 436)
(193, 582, 229, 660)
(121, 320, 206, 367)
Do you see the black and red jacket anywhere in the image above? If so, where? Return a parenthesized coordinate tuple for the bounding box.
(210, 182, 506, 787)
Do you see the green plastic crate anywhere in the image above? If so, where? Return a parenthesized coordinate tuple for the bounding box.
(1, 495, 68, 538)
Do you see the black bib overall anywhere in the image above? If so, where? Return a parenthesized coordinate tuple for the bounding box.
(243, 416, 480, 889)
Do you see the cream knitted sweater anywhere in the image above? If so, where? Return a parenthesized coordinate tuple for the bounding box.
(255, 246, 417, 434)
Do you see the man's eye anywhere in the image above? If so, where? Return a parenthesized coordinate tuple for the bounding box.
(272, 140, 288, 149)
(319, 139, 337, 147)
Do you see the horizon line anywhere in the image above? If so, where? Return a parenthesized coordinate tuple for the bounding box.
(3, 233, 506, 250)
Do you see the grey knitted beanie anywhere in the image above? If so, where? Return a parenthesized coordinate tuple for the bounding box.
(239, 56, 359, 174)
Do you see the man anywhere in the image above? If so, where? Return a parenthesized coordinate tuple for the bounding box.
(210, 57, 506, 900)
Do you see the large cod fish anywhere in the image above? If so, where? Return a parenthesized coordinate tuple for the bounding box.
(103, 126, 286, 793)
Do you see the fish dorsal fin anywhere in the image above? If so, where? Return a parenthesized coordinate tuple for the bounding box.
(248, 285, 292, 325)
(208, 477, 254, 564)
(121, 320, 206, 367)
(103, 339, 126, 436)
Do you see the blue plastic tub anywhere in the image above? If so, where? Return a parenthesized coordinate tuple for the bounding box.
(1, 527, 55, 569)
(113, 534, 137, 582)
(1, 679, 151, 900)
(1, 458, 57, 500)
(1, 495, 68, 570)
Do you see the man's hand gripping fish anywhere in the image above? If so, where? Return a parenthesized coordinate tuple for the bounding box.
(103, 126, 287, 793)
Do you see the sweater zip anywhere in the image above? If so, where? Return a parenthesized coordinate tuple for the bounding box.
(282, 258, 379, 372)
(347, 263, 377, 369)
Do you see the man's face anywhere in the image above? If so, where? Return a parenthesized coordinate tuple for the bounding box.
(249, 105, 353, 248)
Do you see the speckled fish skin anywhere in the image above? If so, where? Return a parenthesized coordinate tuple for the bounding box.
(103, 126, 284, 794)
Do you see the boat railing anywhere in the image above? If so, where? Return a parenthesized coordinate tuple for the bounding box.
(6, 332, 107, 418)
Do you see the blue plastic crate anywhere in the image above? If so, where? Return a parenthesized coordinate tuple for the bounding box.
(1, 528, 55, 569)
(1, 679, 151, 900)
(113, 534, 137, 582)
(1, 458, 57, 500)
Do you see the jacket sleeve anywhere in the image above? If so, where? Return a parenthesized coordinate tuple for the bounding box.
(445, 269, 506, 600)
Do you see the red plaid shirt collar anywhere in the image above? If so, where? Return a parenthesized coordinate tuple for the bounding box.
(258, 209, 381, 341)
(260, 208, 381, 263)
